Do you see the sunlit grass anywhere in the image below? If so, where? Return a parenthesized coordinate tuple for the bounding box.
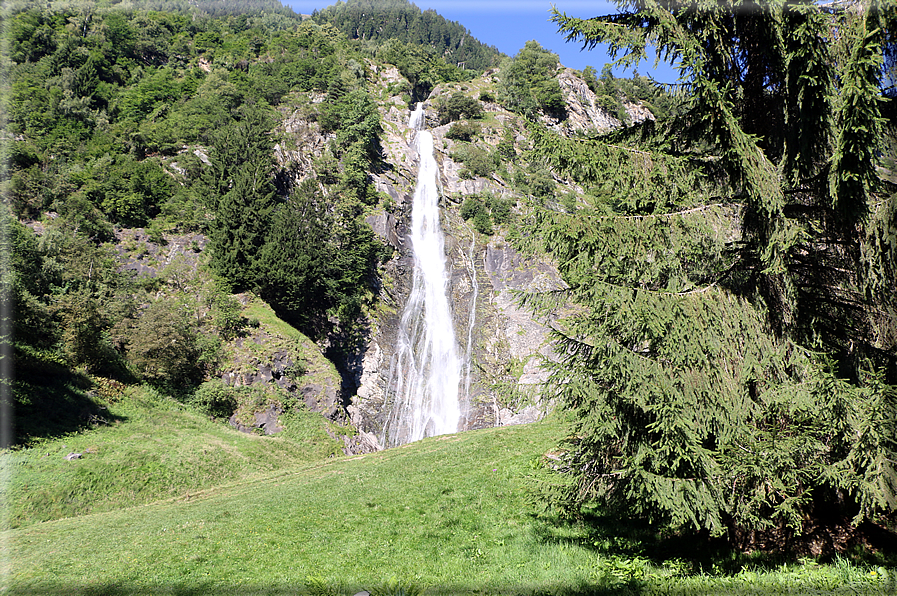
(6, 413, 893, 595)
(3, 384, 342, 530)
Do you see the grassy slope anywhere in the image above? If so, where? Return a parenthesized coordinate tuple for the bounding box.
(3, 384, 343, 530)
(5, 295, 345, 530)
(6, 416, 892, 596)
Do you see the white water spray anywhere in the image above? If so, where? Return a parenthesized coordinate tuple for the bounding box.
(382, 104, 463, 447)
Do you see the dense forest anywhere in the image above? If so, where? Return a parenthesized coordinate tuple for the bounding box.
(311, 0, 503, 71)
(2, 0, 896, 563)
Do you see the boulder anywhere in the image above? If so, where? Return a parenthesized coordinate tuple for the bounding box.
(228, 405, 285, 435)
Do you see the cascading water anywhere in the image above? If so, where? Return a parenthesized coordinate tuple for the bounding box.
(381, 103, 463, 447)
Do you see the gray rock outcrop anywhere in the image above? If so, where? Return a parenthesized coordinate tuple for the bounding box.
(545, 68, 622, 135)
(229, 405, 285, 435)
(280, 63, 651, 444)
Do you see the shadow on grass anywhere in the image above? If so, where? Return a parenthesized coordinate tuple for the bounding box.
(12, 346, 128, 445)
(531, 509, 733, 571)
(531, 508, 897, 575)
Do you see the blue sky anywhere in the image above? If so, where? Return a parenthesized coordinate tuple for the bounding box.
(280, 0, 679, 83)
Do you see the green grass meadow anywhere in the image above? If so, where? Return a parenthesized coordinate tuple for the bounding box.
(3, 389, 895, 595)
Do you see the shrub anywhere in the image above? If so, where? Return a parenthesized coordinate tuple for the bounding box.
(561, 192, 577, 213)
(530, 170, 556, 201)
(436, 92, 483, 124)
(497, 128, 516, 161)
(59, 193, 114, 241)
(460, 196, 484, 220)
(472, 210, 493, 235)
(445, 121, 480, 141)
(597, 94, 627, 123)
(190, 380, 238, 418)
(487, 195, 513, 224)
(146, 220, 167, 245)
(453, 145, 495, 179)
(119, 297, 204, 387)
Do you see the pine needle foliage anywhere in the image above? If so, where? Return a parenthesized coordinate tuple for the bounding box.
(523, 0, 897, 543)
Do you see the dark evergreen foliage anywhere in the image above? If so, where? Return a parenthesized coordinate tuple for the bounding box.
(524, 0, 897, 543)
(256, 179, 336, 331)
(202, 107, 278, 290)
(312, 0, 502, 71)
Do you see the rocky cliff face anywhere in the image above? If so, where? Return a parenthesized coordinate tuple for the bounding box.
(273, 63, 646, 448)
(540, 68, 656, 134)
(341, 67, 620, 445)
(544, 68, 622, 135)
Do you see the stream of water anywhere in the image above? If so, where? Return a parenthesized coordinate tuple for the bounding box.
(381, 104, 463, 447)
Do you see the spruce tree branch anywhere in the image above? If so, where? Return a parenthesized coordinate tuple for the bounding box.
(578, 274, 733, 298)
(601, 142, 652, 156)
(598, 202, 737, 220)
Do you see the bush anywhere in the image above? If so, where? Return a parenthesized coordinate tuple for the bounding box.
(211, 293, 245, 340)
(146, 220, 167, 245)
(460, 196, 484, 220)
(530, 170, 556, 201)
(472, 210, 493, 235)
(119, 297, 205, 387)
(445, 121, 480, 141)
(59, 193, 114, 242)
(486, 195, 511, 224)
(436, 92, 483, 124)
(597, 94, 627, 123)
(497, 128, 516, 161)
(190, 380, 238, 418)
(453, 145, 495, 179)
(561, 192, 577, 213)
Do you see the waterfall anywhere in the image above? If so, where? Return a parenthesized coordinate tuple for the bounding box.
(381, 103, 463, 447)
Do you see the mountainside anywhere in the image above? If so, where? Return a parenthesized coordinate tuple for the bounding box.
(4, 2, 638, 451)
(5, 0, 895, 562)
(11, 0, 296, 16)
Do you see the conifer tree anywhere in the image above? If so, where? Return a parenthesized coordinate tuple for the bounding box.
(256, 178, 335, 333)
(204, 106, 278, 290)
(528, 0, 897, 543)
